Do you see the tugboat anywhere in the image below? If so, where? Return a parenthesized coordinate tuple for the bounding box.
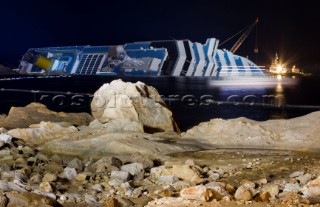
(268, 53, 287, 75)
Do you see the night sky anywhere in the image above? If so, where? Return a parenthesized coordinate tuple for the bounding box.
(1, 0, 320, 72)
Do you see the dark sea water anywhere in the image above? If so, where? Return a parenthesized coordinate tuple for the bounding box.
(1, 75, 320, 131)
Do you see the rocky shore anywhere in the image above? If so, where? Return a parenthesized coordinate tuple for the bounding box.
(1, 79, 320, 207)
(0, 65, 16, 75)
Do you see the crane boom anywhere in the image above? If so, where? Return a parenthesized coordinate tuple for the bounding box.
(230, 18, 259, 54)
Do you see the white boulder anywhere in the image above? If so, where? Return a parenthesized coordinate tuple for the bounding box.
(91, 79, 179, 133)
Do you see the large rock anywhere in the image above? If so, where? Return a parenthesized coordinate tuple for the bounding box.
(91, 79, 179, 133)
(182, 111, 320, 151)
(1, 102, 93, 129)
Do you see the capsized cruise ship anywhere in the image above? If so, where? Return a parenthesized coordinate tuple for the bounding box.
(18, 38, 264, 78)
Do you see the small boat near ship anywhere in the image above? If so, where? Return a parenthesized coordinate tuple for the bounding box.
(267, 53, 310, 77)
(268, 53, 287, 75)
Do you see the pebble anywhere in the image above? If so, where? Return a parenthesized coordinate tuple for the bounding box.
(0, 150, 11, 157)
(254, 178, 268, 186)
(50, 154, 63, 164)
(150, 166, 165, 178)
(0, 194, 8, 207)
(185, 159, 197, 166)
(234, 186, 253, 201)
(0, 134, 11, 143)
(172, 181, 191, 191)
(240, 180, 256, 190)
(121, 162, 145, 180)
(131, 187, 143, 198)
(283, 183, 301, 192)
(297, 173, 312, 185)
(180, 185, 214, 201)
(212, 168, 225, 176)
(205, 182, 228, 196)
(76, 173, 88, 182)
(0, 164, 11, 172)
(255, 191, 271, 202)
(39, 181, 53, 193)
(129, 152, 154, 168)
(109, 179, 124, 187)
(91, 184, 103, 192)
(34, 152, 49, 163)
(67, 158, 84, 172)
(21, 146, 35, 156)
(157, 175, 179, 184)
(225, 183, 236, 194)
(261, 184, 280, 198)
(0, 128, 7, 133)
(64, 167, 77, 180)
(42, 172, 57, 182)
(172, 165, 203, 183)
(208, 171, 220, 181)
(33, 189, 57, 200)
(290, 171, 305, 178)
(111, 170, 130, 181)
(85, 195, 98, 204)
(29, 173, 42, 184)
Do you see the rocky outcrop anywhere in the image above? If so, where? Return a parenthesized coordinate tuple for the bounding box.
(7, 117, 181, 158)
(0, 65, 16, 75)
(7, 122, 78, 146)
(37, 131, 198, 159)
(182, 111, 320, 151)
(2, 80, 185, 157)
(91, 79, 179, 133)
(1, 103, 93, 129)
(7, 118, 144, 146)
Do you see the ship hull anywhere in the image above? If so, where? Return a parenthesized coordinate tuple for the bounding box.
(18, 38, 264, 78)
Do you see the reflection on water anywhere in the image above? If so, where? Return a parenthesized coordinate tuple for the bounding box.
(175, 76, 319, 130)
(276, 82, 283, 93)
(215, 77, 290, 108)
(275, 78, 285, 106)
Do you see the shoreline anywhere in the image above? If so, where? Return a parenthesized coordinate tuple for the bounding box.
(0, 79, 320, 206)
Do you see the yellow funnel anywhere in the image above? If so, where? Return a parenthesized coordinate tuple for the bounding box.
(34, 55, 52, 70)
